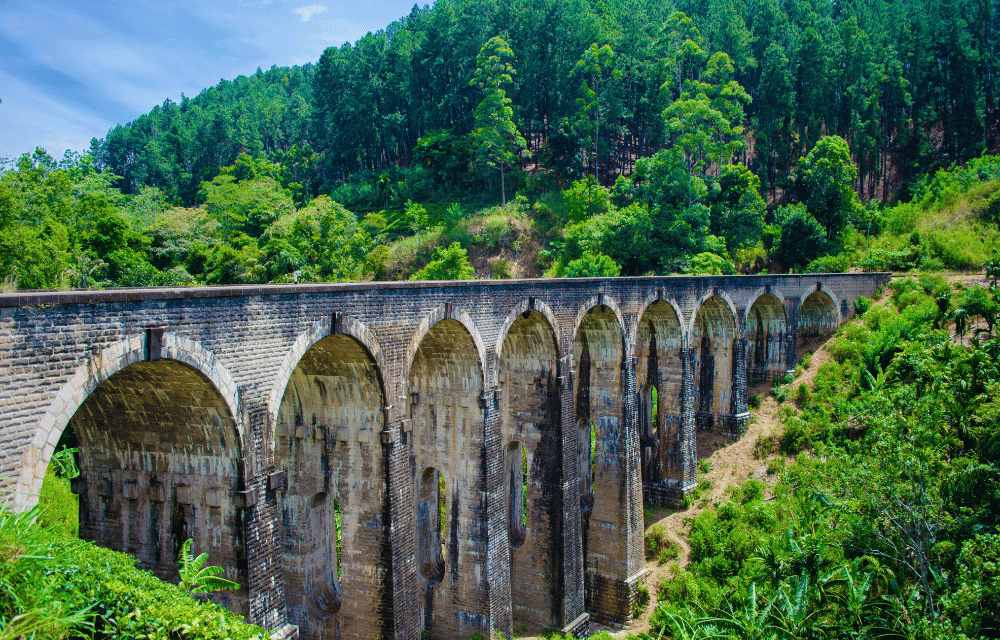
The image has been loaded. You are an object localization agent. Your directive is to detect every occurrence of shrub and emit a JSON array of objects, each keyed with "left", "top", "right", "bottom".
[
  {"left": 633, "top": 579, "right": 650, "bottom": 615},
  {"left": 754, "top": 433, "right": 779, "bottom": 458},
  {"left": 854, "top": 295, "right": 872, "bottom": 316},
  {"left": 795, "top": 382, "right": 812, "bottom": 406},
  {"left": 0, "top": 503, "right": 267, "bottom": 640},
  {"left": 490, "top": 258, "right": 513, "bottom": 279},
  {"left": 646, "top": 524, "right": 668, "bottom": 557},
  {"left": 800, "top": 351, "right": 813, "bottom": 369},
  {"left": 748, "top": 393, "right": 763, "bottom": 409},
  {"left": 781, "top": 416, "right": 809, "bottom": 453}
]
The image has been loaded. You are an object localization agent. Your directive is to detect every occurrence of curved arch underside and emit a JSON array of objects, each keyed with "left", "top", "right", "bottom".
[
  {"left": 692, "top": 297, "right": 737, "bottom": 432},
  {"left": 70, "top": 359, "right": 247, "bottom": 615},
  {"left": 498, "top": 311, "right": 560, "bottom": 628},
  {"left": 800, "top": 291, "right": 839, "bottom": 338},
  {"left": 636, "top": 301, "right": 684, "bottom": 485},
  {"left": 275, "top": 334, "right": 389, "bottom": 640},
  {"left": 407, "top": 319, "right": 485, "bottom": 639},
  {"left": 747, "top": 294, "right": 788, "bottom": 383}
]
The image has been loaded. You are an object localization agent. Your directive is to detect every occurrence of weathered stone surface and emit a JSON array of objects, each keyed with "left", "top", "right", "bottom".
[{"left": 0, "top": 273, "right": 888, "bottom": 638}]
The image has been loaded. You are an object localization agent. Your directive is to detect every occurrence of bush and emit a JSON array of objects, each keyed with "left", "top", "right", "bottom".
[
  {"left": 854, "top": 295, "right": 872, "bottom": 316},
  {"left": 563, "top": 251, "right": 621, "bottom": 277},
  {"left": 804, "top": 253, "right": 849, "bottom": 273},
  {"left": 490, "top": 258, "right": 513, "bottom": 279},
  {"left": 0, "top": 503, "right": 266, "bottom": 640},
  {"left": 633, "top": 579, "right": 650, "bottom": 615}
]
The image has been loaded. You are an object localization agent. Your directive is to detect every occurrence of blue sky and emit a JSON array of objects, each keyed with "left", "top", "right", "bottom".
[{"left": 0, "top": 0, "right": 422, "bottom": 160}]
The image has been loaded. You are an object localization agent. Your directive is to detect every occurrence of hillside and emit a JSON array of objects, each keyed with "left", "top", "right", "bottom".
[{"left": 81, "top": 0, "right": 998, "bottom": 209}]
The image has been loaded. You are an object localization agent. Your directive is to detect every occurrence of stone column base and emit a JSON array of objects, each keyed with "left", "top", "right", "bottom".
[
  {"left": 560, "top": 613, "right": 591, "bottom": 638},
  {"left": 270, "top": 624, "right": 299, "bottom": 640},
  {"left": 584, "top": 568, "right": 649, "bottom": 628},
  {"left": 642, "top": 482, "right": 690, "bottom": 508}
]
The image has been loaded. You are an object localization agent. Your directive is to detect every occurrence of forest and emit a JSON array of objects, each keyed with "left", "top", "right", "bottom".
[{"left": 0, "top": 0, "right": 998, "bottom": 290}]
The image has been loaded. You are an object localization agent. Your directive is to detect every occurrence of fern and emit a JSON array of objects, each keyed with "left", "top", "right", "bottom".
[{"left": 177, "top": 539, "right": 240, "bottom": 594}]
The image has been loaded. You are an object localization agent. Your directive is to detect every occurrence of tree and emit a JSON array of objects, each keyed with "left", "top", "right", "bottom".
[
  {"left": 470, "top": 36, "right": 527, "bottom": 205},
  {"left": 796, "top": 136, "right": 862, "bottom": 243},
  {"left": 662, "top": 51, "right": 750, "bottom": 190},
  {"left": 409, "top": 242, "right": 475, "bottom": 280},
  {"left": 709, "top": 164, "right": 766, "bottom": 252},
  {"left": 564, "top": 251, "right": 621, "bottom": 277},
  {"left": 773, "top": 203, "right": 827, "bottom": 270},
  {"left": 572, "top": 43, "right": 619, "bottom": 185}
]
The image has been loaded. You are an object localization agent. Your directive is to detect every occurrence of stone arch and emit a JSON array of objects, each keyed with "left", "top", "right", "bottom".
[
  {"left": 24, "top": 332, "right": 248, "bottom": 614},
  {"left": 691, "top": 296, "right": 738, "bottom": 433},
  {"left": 572, "top": 303, "right": 629, "bottom": 616},
  {"left": 267, "top": 315, "right": 387, "bottom": 428},
  {"left": 404, "top": 305, "right": 489, "bottom": 390},
  {"left": 495, "top": 297, "right": 562, "bottom": 361},
  {"left": 17, "top": 332, "right": 245, "bottom": 508},
  {"left": 498, "top": 308, "right": 560, "bottom": 628},
  {"left": 572, "top": 294, "right": 627, "bottom": 348},
  {"left": 630, "top": 294, "right": 687, "bottom": 352},
  {"left": 687, "top": 290, "right": 740, "bottom": 340},
  {"left": 745, "top": 293, "right": 788, "bottom": 384},
  {"left": 635, "top": 300, "right": 685, "bottom": 486},
  {"left": 407, "top": 318, "right": 487, "bottom": 639},
  {"left": 799, "top": 288, "right": 842, "bottom": 338},
  {"left": 273, "top": 327, "right": 390, "bottom": 640}
]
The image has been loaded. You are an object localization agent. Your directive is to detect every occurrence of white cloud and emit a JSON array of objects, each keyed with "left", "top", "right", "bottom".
[
  {"left": 294, "top": 4, "right": 328, "bottom": 22},
  {"left": 0, "top": 71, "right": 113, "bottom": 158}
]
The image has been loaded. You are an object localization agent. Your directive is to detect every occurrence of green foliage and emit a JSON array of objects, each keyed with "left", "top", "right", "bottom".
[
  {"left": 470, "top": 37, "right": 528, "bottom": 205},
  {"left": 773, "top": 204, "right": 827, "bottom": 270},
  {"left": 708, "top": 164, "right": 766, "bottom": 253},
  {"left": 563, "top": 252, "right": 621, "bottom": 278},
  {"left": 688, "top": 252, "right": 734, "bottom": 275},
  {"left": 796, "top": 136, "right": 862, "bottom": 243},
  {"left": 410, "top": 242, "right": 475, "bottom": 281},
  {"left": 0, "top": 504, "right": 265, "bottom": 639},
  {"left": 652, "top": 275, "right": 1000, "bottom": 640},
  {"left": 177, "top": 539, "right": 241, "bottom": 594}
]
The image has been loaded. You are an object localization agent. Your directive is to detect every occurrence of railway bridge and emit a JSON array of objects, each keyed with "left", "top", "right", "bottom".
[{"left": 0, "top": 273, "right": 888, "bottom": 639}]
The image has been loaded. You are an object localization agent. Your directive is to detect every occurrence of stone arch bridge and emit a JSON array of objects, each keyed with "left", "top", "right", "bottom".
[{"left": 0, "top": 273, "right": 887, "bottom": 639}]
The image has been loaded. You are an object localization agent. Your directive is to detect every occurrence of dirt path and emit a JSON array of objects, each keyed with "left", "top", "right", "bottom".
[{"left": 615, "top": 332, "right": 839, "bottom": 637}]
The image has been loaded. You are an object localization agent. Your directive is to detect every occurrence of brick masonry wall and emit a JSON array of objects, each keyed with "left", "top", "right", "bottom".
[{"left": 0, "top": 273, "right": 889, "bottom": 638}]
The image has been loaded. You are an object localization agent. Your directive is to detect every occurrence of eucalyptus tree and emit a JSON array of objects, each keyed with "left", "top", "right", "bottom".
[{"left": 470, "top": 36, "right": 528, "bottom": 205}]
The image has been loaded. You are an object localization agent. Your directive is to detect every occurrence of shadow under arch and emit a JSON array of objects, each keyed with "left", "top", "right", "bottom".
[
  {"left": 404, "top": 306, "right": 489, "bottom": 390},
  {"left": 22, "top": 332, "right": 249, "bottom": 615},
  {"left": 16, "top": 331, "right": 245, "bottom": 507},
  {"left": 799, "top": 289, "right": 842, "bottom": 339},
  {"left": 273, "top": 326, "right": 390, "bottom": 640},
  {"left": 690, "top": 295, "right": 738, "bottom": 433},
  {"left": 407, "top": 317, "right": 487, "bottom": 639},
  {"left": 635, "top": 300, "right": 685, "bottom": 486},
  {"left": 498, "top": 307, "right": 561, "bottom": 628},
  {"left": 267, "top": 315, "right": 388, "bottom": 429},
  {"left": 745, "top": 293, "right": 789, "bottom": 384}
]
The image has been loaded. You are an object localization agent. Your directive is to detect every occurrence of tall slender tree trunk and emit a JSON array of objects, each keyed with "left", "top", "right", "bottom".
[{"left": 501, "top": 162, "right": 506, "bottom": 205}]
